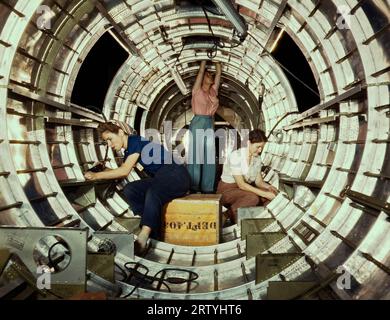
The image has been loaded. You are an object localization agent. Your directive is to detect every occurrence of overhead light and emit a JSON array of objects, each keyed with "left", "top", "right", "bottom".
[
  {"left": 210, "top": 0, "right": 248, "bottom": 41},
  {"left": 96, "top": 0, "right": 140, "bottom": 56},
  {"left": 270, "top": 28, "right": 285, "bottom": 53},
  {"left": 168, "top": 66, "right": 189, "bottom": 95},
  {"left": 108, "top": 29, "right": 132, "bottom": 54}
]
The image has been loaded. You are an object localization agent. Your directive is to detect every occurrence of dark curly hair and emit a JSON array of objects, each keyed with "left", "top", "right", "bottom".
[
  {"left": 97, "top": 121, "right": 136, "bottom": 137},
  {"left": 249, "top": 129, "right": 268, "bottom": 143},
  {"left": 97, "top": 122, "right": 122, "bottom": 135}
]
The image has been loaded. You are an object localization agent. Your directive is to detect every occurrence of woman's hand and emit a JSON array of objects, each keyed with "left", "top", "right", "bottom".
[
  {"left": 84, "top": 171, "right": 99, "bottom": 181},
  {"left": 268, "top": 185, "right": 279, "bottom": 195}
]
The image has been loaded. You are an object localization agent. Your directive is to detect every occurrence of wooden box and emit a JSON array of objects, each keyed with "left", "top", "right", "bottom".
[{"left": 162, "top": 194, "right": 222, "bottom": 246}]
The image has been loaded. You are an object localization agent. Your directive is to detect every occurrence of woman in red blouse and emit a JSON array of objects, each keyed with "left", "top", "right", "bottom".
[{"left": 187, "top": 60, "right": 222, "bottom": 193}]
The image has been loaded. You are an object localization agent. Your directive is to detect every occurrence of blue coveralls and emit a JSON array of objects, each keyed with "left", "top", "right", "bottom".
[
  {"left": 122, "top": 135, "right": 190, "bottom": 239},
  {"left": 187, "top": 115, "right": 216, "bottom": 193}
]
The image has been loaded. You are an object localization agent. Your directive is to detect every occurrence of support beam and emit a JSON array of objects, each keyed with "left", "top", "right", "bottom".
[
  {"left": 44, "top": 117, "right": 99, "bottom": 128},
  {"left": 260, "top": 0, "right": 288, "bottom": 54},
  {"left": 8, "top": 86, "right": 104, "bottom": 122},
  {"left": 346, "top": 189, "right": 390, "bottom": 215},
  {"left": 290, "top": 85, "right": 366, "bottom": 124},
  {"left": 95, "top": 1, "right": 140, "bottom": 56},
  {"left": 283, "top": 115, "right": 338, "bottom": 130}
]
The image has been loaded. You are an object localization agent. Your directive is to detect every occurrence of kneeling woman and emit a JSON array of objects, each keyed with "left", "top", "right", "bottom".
[
  {"left": 84, "top": 122, "right": 190, "bottom": 251},
  {"left": 217, "top": 129, "right": 278, "bottom": 224}
]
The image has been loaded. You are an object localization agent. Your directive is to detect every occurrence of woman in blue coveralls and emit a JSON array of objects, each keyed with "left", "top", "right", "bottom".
[{"left": 84, "top": 122, "right": 190, "bottom": 252}]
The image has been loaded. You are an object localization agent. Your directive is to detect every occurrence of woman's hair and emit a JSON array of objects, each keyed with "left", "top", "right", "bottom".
[
  {"left": 97, "top": 121, "right": 136, "bottom": 136},
  {"left": 249, "top": 129, "right": 268, "bottom": 143},
  {"left": 97, "top": 122, "right": 122, "bottom": 135},
  {"left": 205, "top": 68, "right": 215, "bottom": 77}
]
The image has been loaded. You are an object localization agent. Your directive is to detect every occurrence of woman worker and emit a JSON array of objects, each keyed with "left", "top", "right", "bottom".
[
  {"left": 84, "top": 122, "right": 190, "bottom": 252},
  {"left": 188, "top": 60, "right": 222, "bottom": 193},
  {"left": 216, "top": 129, "right": 278, "bottom": 224}
]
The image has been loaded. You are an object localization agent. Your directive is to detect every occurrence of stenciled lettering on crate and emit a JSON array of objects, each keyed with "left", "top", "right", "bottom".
[{"left": 162, "top": 194, "right": 222, "bottom": 246}]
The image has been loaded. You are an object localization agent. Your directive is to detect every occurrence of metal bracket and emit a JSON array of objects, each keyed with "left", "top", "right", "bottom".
[
  {"left": 241, "top": 218, "right": 275, "bottom": 240},
  {"left": 65, "top": 184, "right": 96, "bottom": 207},
  {"left": 246, "top": 232, "right": 286, "bottom": 259},
  {"left": 0, "top": 226, "right": 88, "bottom": 291},
  {"left": 87, "top": 253, "right": 115, "bottom": 283},
  {"left": 114, "top": 216, "right": 141, "bottom": 235},
  {"left": 255, "top": 253, "right": 304, "bottom": 284}
]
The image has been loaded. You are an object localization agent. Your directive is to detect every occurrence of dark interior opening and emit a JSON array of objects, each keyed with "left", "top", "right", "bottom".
[
  {"left": 134, "top": 108, "right": 144, "bottom": 134},
  {"left": 71, "top": 31, "right": 128, "bottom": 112},
  {"left": 272, "top": 28, "right": 320, "bottom": 112}
]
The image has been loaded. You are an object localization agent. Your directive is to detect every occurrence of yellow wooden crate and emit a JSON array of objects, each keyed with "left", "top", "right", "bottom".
[{"left": 162, "top": 194, "right": 222, "bottom": 246}]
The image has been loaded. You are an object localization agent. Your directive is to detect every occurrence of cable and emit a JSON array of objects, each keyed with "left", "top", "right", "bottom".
[
  {"left": 200, "top": 4, "right": 244, "bottom": 59},
  {"left": 198, "top": 10, "right": 319, "bottom": 100},
  {"left": 120, "top": 262, "right": 199, "bottom": 299},
  {"left": 121, "top": 262, "right": 170, "bottom": 298},
  {"left": 267, "top": 111, "right": 300, "bottom": 139},
  {"left": 202, "top": 5, "right": 214, "bottom": 35},
  {"left": 114, "top": 262, "right": 128, "bottom": 282},
  {"left": 154, "top": 268, "right": 199, "bottom": 284},
  {"left": 173, "top": 42, "right": 185, "bottom": 69},
  {"left": 123, "top": 262, "right": 172, "bottom": 292},
  {"left": 172, "top": 4, "right": 319, "bottom": 107},
  {"left": 47, "top": 241, "right": 69, "bottom": 272},
  {"left": 201, "top": 5, "right": 218, "bottom": 59},
  {"left": 247, "top": 32, "right": 321, "bottom": 98}
]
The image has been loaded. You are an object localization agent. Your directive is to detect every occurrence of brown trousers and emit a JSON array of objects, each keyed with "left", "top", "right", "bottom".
[{"left": 217, "top": 181, "right": 268, "bottom": 223}]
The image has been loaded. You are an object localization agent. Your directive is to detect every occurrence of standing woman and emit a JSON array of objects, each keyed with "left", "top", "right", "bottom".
[
  {"left": 188, "top": 60, "right": 222, "bottom": 193},
  {"left": 84, "top": 122, "right": 190, "bottom": 252}
]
